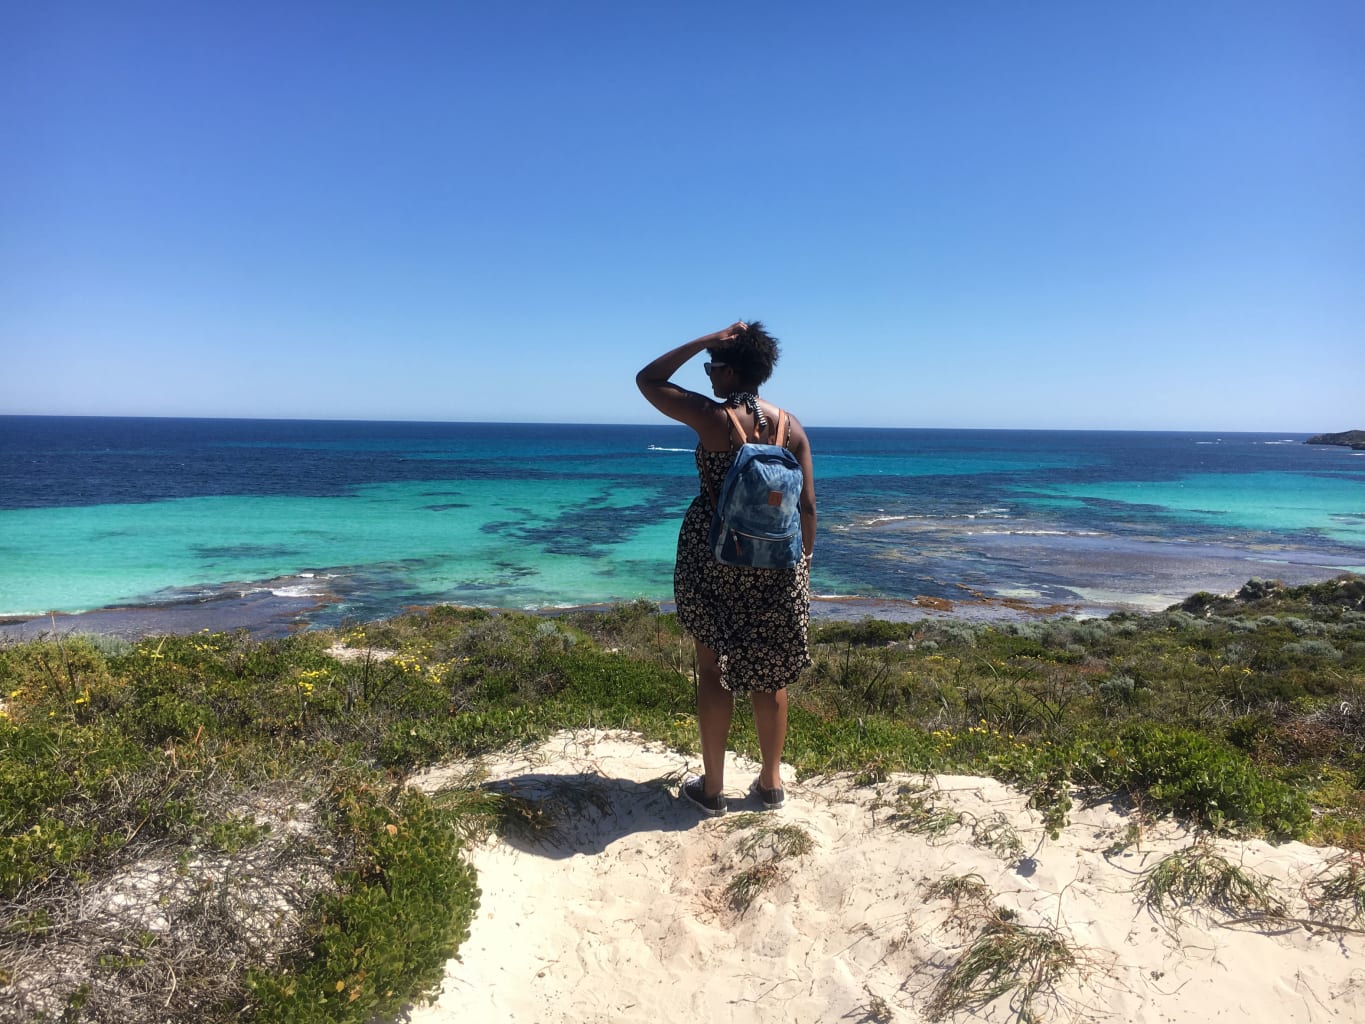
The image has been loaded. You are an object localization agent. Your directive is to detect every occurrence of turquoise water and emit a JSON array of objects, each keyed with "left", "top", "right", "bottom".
[
  {"left": 2, "top": 419, "right": 1362, "bottom": 628},
  {"left": 1020, "top": 471, "right": 1365, "bottom": 547},
  {"left": 1, "top": 477, "right": 681, "bottom": 615}
]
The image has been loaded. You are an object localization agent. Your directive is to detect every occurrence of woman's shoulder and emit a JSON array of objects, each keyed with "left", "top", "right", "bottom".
[
  {"left": 762, "top": 399, "right": 804, "bottom": 426},
  {"left": 769, "top": 404, "right": 809, "bottom": 450},
  {"left": 694, "top": 398, "right": 741, "bottom": 451}
]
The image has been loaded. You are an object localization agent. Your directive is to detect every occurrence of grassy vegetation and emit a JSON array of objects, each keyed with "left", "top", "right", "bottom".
[
  {"left": 922, "top": 873, "right": 993, "bottom": 910},
  {"left": 718, "top": 813, "right": 816, "bottom": 914},
  {"left": 924, "top": 907, "right": 1085, "bottom": 1024},
  {"left": 1305, "top": 855, "right": 1365, "bottom": 927},
  {"left": 1137, "top": 838, "right": 1287, "bottom": 926},
  {"left": 0, "top": 576, "right": 1362, "bottom": 1019}
]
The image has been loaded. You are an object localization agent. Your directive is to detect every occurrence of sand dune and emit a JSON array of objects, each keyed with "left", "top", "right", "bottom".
[{"left": 408, "top": 731, "right": 1364, "bottom": 1023}]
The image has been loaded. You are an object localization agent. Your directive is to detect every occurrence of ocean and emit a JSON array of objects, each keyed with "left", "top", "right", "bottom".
[{"left": 2, "top": 416, "right": 1362, "bottom": 637}]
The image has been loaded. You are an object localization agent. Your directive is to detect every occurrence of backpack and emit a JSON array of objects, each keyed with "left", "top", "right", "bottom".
[{"left": 706, "top": 405, "right": 804, "bottom": 568}]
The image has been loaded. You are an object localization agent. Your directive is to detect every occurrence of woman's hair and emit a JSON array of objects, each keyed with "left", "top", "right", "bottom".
[{"left": 709, "top": 320, "right": 780, "bottom": 388}]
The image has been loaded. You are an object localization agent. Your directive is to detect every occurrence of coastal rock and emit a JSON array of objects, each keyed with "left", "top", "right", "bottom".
[{"left": 1305, "top": 429, "right": 1365, "bottom": 450}]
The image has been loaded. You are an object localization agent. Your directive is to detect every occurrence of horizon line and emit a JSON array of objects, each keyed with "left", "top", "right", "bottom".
[{"left": 0, "top": 412, "right": 1338, "bottom": 435}]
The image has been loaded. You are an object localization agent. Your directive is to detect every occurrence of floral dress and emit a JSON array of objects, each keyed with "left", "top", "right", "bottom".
[{"left": 674, "top": 445, "right": 811, "bottom": 693}]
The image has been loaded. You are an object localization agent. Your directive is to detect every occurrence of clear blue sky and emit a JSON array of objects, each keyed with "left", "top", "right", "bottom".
[{"left": 2, "top": 1, "right": 1360, "bottom": 430}]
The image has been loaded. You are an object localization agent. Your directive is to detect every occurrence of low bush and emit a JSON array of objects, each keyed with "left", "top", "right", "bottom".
[
  {"left": 1103, "top": 724, "right": 1311, "bottom": 839},
  {"left": 244, "top": 782, "right": 479, "bottom": 1023}
]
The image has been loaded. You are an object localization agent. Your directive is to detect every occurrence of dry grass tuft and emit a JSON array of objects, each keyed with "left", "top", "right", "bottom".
[
  {"left": 725, "top": 861, "right": 784, "bottom": 914},
  {"left": 1136, "top": 839, "right": 1286, "bottom": 927},
  {"left": 970, "top": 812, "right": 1025, "bottom": 863},
  {"left": 923, "top": 872, "right": 993, "bottom": 910},
  {"left": 718, "top": 814, "right": 814, "bottom": 915},
  {"left": 431, "top": 784, "right": 560, "bottom": 846},
  {"left": 926, "top": 908, "right": 1084, "bottom": 1023},
  {"left": 887, "top": 789, "right": 963, "bottom": 841},
  {"left": 1306, "top": 854, "right": 1365, "bottom": 927}
]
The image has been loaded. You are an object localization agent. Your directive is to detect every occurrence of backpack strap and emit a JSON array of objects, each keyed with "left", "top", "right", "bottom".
[
  {"left": 722, "top": 405, "right": 750, "bottom": 446},
  {"left": 703, "top": 407, "right": 744, "bottom": 506},
  {"left": 704, "top": 406, "right": 761, "bottom": 506},
  {"left": 724, "top": 404, "right": 788, "bottom": 446},
  {"left": 704, "top": 405, "right": 790, "bottom": 507},
  {"left": 772, "top": 408, "right": 789, "bottom": 448}
]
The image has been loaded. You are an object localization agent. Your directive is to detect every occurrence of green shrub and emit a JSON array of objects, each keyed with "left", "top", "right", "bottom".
[
  {"left": 808, "top": 645, "right": 915, "bottom": 715},
  {"left": 1098, "top": 674, "right": 1138, "bottom": 705},
  {"left": 924, "top": 621, "right": 983, "bottom": 647},
  {"left": 1225, "top": 712, "right": 1276, "bottom": 754},
  {"left": 1106, "top": 724, "right": 1311, "bottom": 838},
  {"left": 1283, "top": 639, "right": 1343, "bottom": 662},
  {"left": 244, "top": 782, "right": 479, "bottom": 1022},
  {"left": 0, "top": 637, "right": 116, "bottom": 708},
  {"left": 554, "top": 648, "right": 688, "bottom": 716},
  {"left": 0, "top": 719, "right": 152, "bottom": 896}
]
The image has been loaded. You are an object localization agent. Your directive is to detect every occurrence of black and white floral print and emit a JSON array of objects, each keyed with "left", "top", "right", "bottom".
[{"left": 674, "top": 445, "right": 811, "bottom": 693}]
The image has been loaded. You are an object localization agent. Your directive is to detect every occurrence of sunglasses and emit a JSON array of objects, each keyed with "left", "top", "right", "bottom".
[{"left": 703, "top": 361, "right": 728, "bottom": 375}]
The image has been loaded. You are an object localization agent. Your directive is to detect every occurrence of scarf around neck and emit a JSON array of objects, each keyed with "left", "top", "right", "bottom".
[{"left": 726, "top": 391, "right": 768, "bottom": 438}]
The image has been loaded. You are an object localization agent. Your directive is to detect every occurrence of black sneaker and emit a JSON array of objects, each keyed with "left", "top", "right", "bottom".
[
  {"left": 682, "top": 776, "right": 727, "bottom": 816},
  {"left": 751, "top": 779, "right": 785, "bottom": 811}
]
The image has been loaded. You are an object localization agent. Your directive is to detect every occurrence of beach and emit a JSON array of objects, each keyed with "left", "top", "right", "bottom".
[{"left": 406, "top": 730, "right": 1363, "bottom": 1024}]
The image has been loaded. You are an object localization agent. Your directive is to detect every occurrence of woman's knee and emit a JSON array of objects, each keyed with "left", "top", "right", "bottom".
[
  {"left": 695, "top": 642, "right": 725, "bottom": 690},
  {"left": 751, "top": 688, "right": 787, "bottom": 710}
]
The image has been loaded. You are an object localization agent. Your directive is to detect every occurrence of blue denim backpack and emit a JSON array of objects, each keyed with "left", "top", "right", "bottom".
[{"left": 706, "top": 406, "right": 804, "bottom": 568}]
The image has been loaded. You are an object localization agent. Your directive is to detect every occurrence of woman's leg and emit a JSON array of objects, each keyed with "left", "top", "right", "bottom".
[
  {"left": 750, "top": 687, "right": 788, "bottom": 791},
  {"left": 695, "top": 641, "right": 733, "bottom": 797}
]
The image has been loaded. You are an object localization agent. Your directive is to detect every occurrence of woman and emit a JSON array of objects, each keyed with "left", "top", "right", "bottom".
[{"left": 637, "top": 321, "right": 816, "bottom": 815}]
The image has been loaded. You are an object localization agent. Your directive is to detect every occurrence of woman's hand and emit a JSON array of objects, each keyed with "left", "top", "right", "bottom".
[{"left": 715, "top": 321, "right": 747, "bottom": 344}]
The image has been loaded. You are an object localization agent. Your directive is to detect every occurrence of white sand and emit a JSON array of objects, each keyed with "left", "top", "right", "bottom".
[{"left": 408, "top": 730, "right": 1365, "bottom": 1023}]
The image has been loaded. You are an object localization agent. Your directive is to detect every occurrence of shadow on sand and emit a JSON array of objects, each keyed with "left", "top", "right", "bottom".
[{"left": 478, "top": 771, "right": 773, "bottom": 857}]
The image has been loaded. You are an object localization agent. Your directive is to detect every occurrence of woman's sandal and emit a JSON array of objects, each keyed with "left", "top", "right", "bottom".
[{"left": 682, "top": 776, "right": 727, "bottom": 816}]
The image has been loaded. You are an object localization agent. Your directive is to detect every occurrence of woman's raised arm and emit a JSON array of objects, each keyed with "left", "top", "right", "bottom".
[{"left": 635, "top": 323, "right": 744, "bottom": 431}]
